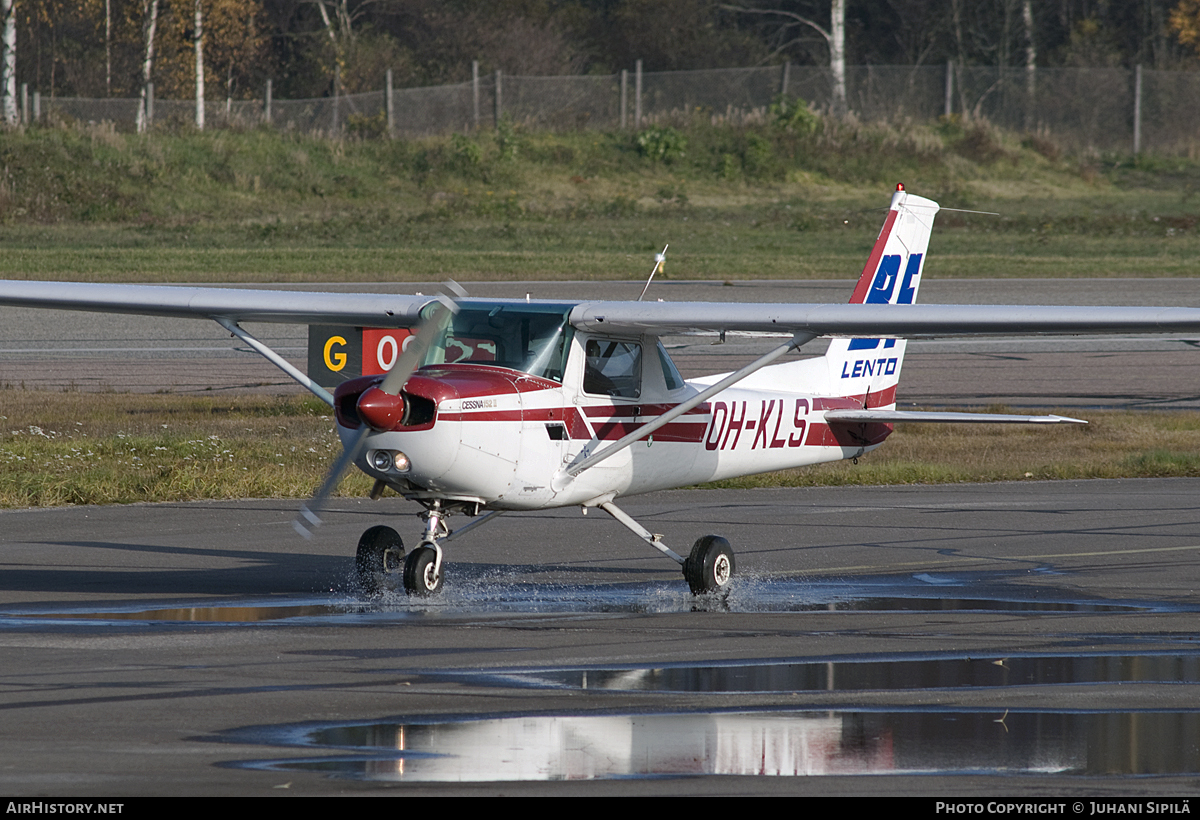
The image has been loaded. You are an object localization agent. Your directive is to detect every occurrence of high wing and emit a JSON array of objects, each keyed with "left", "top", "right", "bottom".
[
  {"left": 5, "top": 280, "right": 1200, "bottom": 338},
  {"left": 568, "top": 301, "right": 1200, "bottom": 338},
  {"left": 0, "top": 280, "right": 430, "bottom": 326},
  {"left": 0, "top": 281, "right": 438, "bottom": 407}
]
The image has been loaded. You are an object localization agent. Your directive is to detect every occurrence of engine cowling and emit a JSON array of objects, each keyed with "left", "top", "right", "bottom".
[{"left": 333, "top": 367, "right": 528, "bottom": 502}]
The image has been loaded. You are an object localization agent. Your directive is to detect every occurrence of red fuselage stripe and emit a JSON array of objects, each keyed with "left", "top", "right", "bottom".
[{"left": 436, "top": 386, "right": 899, "bottom": 445}]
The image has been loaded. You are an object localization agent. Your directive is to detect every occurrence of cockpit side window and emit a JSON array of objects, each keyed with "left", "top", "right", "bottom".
[
  {"left": 421, "top": 302, "right": 575, "bottom": 382},
  {"left": 584, "top": 339, "right": 642, "bottom": 399}
]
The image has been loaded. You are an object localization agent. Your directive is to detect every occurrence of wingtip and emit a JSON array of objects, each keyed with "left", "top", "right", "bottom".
[{"left": 1047, "top": 414, "right": 1089, "bottom": 424}]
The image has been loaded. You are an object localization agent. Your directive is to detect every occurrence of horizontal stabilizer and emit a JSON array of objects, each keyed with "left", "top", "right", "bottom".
[{"left": 824, "top": 410, "right": 1087, "bottom": 425}]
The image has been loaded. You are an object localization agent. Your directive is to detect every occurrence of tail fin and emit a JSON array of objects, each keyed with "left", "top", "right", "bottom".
[{"left": 826, "top": 184, "right": 940, "bottom": 408}]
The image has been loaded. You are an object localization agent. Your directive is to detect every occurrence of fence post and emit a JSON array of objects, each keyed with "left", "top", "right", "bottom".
[
  {"left": 264, "top": 79, "right": 272, "bottom": 125},
  {"left": 386, "top": 68, "right": 394, "bottom": 137},
  {"left": 619, "top": 70, "right": 627, "bottom": 129},
  {"left": 31, "top": 89, "right": 38, "bottom": 123},
  {"left": 19, "top": 82, "right": 25, "bottom": 124},
  {"left": 147, "top": 82, "right": 154, "bottom": 127},
  {"left": 1133, "top": 64, "right": 1143, "bottom": 155},
  {"left": 944, "top": 60, "right": 953, "bottom": 117},
  {"left": 780, "top": 61, "right": 790, "bottom": 97},
  {"left": 634, "top": 59, "right": 642, "bottom": 128},
  {"left": 494, "top": 70, "right": 502, "bottom": 128},
  {"left": 472, "top": 61, "right": 480, "bottom": 129}
]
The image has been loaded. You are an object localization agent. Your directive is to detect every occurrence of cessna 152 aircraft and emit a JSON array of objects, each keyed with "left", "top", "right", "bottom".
[{"left": 3, "top": 184, "right": 1200, "bottom": 598}]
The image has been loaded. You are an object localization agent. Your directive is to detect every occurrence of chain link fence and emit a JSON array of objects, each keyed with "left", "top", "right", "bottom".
[{"left": 27, "top": 64, "right": 1200, "bottom": 156}]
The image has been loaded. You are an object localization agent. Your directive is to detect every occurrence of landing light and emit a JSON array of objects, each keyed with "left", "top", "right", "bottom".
[{"left": 369, "top": 449, "right": 411, "bottom": 473}]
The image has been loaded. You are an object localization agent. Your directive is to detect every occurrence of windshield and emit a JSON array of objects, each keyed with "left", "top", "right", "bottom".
[{"left": 420, "top": 301, "right": 576, "bottom": 383}]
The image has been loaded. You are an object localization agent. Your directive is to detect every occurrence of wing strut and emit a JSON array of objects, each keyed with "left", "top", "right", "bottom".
[
  {"left": 215, "top": 318, "right": 335, "bottom": 407},
  {"left": 555, "top": 332, "right": 816, "bottom": 486}
]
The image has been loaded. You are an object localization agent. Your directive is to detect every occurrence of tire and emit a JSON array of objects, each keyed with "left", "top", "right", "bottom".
[
  {"left": 403, "top": 545, "right": 443, "bottom": 596},
  {"left": 356, "top": 525, "right": 404, "bottom": 593},
  {"left": 683, "top": 535, "right": 735, "bottom": 595}
]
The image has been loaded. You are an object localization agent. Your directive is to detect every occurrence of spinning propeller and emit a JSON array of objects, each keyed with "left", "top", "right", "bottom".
[{"left": 293, "top": 283, "right": 464, "bottom": 538}]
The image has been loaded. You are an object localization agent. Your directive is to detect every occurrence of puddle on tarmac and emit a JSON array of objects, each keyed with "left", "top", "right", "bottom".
[
  {"left": 225, "top": 710, "right": 1200, "bottom": 780},
  {"left": 470, "top": 654, "right": 1200, "bottom": 693},
  {"left": 2, "top": 572, "right": 1168, "bottom": 624},
  {"left": 21, "top": 601, "right": 374, "bottom": 624},
  {"left": 225, "top": 653, "right": 1200, "bottom": 781}
]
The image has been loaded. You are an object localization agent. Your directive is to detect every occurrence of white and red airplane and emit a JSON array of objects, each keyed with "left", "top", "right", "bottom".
[{"left": 4, "top": 184, "right": 1200, "bottom": 597}]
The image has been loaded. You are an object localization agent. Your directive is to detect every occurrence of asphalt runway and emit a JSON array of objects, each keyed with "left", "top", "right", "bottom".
[
  {"left": 3, "top": 278, "right": 1200, "bottom": 408},
  {"left": 4, "top": 480, "right": 1200, "bottom": 795}
]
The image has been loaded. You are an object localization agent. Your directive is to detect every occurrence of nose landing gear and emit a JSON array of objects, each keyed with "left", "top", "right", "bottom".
[{"left": 394, "top": 502, "right": 448, "bottom": 596}]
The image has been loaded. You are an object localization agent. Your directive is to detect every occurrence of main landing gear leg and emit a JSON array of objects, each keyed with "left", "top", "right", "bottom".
[{"left": 597, "top": 501, "right": 736, "bottom": 595}]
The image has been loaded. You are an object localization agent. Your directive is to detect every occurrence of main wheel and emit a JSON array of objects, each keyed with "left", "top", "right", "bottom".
[
  {"left": 683, "top": 535, "right": 735, "bottom": 595},
  {"left": 356, "top": 525, "right": 405, "bottom": 593},
  {"left": 403, "top": 545, "right": 443, "bottom": 596}
]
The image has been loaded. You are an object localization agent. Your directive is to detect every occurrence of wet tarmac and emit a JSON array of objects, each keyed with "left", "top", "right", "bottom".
[{"left": 4, "top": 481, "right": 1200, "bottom": 795}]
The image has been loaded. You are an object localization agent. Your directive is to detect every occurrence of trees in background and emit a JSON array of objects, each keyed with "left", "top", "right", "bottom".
[
  {"left": 0, "top": 0, "right": 1196, "bottom": 106},
  {"left": 1, "top": 0, "right": 14, "bottom": 125},
  {"left": 134, "top": 0, "right": 158, "bottom": 132}
]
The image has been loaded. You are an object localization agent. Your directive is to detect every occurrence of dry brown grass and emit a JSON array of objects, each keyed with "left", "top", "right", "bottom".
[
  {"left": 0, "top": 390, "right": 370, "bottom": 507},
  {"left": 2, "top": 389, "right": 1198, "bottom": 506}
]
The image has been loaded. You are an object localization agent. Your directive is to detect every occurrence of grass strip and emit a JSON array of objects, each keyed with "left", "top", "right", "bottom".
[{"left": 2, "top": 389, "right": 1199, "bottom": 507}]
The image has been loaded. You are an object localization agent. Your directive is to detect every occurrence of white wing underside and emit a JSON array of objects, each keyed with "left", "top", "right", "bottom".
[
  {"left": 3, "top": 280, "right": 1200, "bottom": 338},
  {"left": 0, "top": 280, "right": 430, "bottom": 326}
]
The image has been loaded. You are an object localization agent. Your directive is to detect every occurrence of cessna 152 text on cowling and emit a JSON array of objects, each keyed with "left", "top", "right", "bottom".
[{"left": 4, "top": 184, "right": 1200, "bottom": 597}]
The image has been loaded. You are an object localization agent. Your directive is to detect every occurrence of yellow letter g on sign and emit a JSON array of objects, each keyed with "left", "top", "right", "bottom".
[{"left": 323, "top": 335, "right": 348, "bottom": 371}]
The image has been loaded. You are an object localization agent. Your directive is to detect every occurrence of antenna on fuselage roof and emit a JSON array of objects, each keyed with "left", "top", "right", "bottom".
[{"left": 637, "top": 245, "right": 668, "bottom": 302}]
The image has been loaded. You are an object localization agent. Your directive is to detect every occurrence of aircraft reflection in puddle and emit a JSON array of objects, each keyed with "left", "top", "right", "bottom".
[{"left": 233, "top": 710, "right": 1200, "bottom": 781}]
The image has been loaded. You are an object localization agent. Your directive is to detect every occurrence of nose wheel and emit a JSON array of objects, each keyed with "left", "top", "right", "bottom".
[{"left": 403, "top": 545, "right": 443, "bottom": 596}]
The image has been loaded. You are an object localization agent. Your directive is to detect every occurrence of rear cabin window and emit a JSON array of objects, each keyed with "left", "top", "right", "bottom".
[
  {"left": 657, "top": 340, "right": 685, "bottom": 391},
  {"left": 584, "top": 339, "right": 642, "bottom": 399}
]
